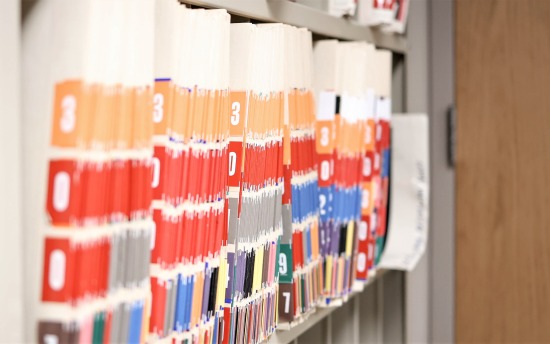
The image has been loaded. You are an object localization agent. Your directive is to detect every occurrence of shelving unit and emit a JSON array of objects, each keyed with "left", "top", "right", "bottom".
[
  {"left": 174, "top": 1, "right": 411, "bottom": 343},
  {"left": 179, "top": 0, "right": 408, "bottom": 53},
  {"left": 14, "top": 0, "right": 447, "bottom": 343}
]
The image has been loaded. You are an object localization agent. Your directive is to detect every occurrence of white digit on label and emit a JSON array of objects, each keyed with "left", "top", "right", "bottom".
[
  {"left": 60, "top": 95, "right": 76, "bottom": 133},
  {"left": 320, "top": 126, "right": 330, "bottom": 147},
  {"left": 44, "top": 335, "right": 59, "bottom": 344},
  {"left": 358, "top": 221, "right": 368, "bottom": 241},
  {"left": 365, "top": 126, "right": 372, "bottom": 145},
  {"left": 362, "top": 157, "right": 371, "bottom": 177},
  {"left": 320, "top": 160, "right": 330, "bottom": 181},
  {"left": 319, "top": 194, "right": 327, "bottom": 216},
  {"left": 153, "top": 93, "right": 164, "bottom": 123},
  {"left": 361, "top": 189, "right": 370, "bottom": 209},
  {"left": 53, "top": 171, "right": 70, "bottom": 212},
  {"left": 151, "top": 157, "right": 160, "bottom": 188},
  {"left": 48, "top": 249, "right": 66, "bottom": 291},
  {"left": 231, "top": 101, "right": 240, "bottom": 126},
  {"left": 357, "top": 253, "right": 366, "bottom": 272},
  {"left": 279, "top": 253, "right": 287, "bottom": 275},
  {"left": 228, "top": 152, "right": 237, "bottom": 176},
  {"left": 282, "top": 292, "right": 291, "bottom": 314}
]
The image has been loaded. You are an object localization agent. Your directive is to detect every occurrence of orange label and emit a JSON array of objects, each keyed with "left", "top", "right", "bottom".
[
  {"left": 116, "top": 87, "right": 134, "bottom": 149},
  {"left": 171, "top": 87, "right": 189, "bottom": 142},
  {"left": 153, "top": 80, "right": 172, "bottom": 136},
  {"left": 361, "top": 181, "right": 374, "bottom": 215},
  {"left": 51, "top": 80, "right": 87, "bottom": 148},
  {"left": 315, "top": 120, "right": 334, "bottom": 154},
  {"left": 283, "top": 127, "right": 291, "bottom": 165},
  {"left": 229, "top": 91, "right": 247, "bottom": 138},
  {"left": 91, "top": 84, "right": 117, "bottom": 150}
]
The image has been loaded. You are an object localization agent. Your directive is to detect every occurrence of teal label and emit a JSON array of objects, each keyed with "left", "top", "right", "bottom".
[{"left": 278, "top": 243, "right": 293, "bottom": 283}]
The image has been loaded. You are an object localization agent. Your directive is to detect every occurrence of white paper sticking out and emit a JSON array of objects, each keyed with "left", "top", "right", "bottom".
[{"left": 378, "top": 114, "right": 429, "bottom": 271}]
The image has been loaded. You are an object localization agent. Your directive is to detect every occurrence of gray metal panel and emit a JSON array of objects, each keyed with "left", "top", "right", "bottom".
[
  {"left": 404, "top": 0, "right": 430, "bottom": 343},
  {"left": 0, "top": 0, "right": 24, "bottom": 341},
  {"left": 179, "top": 0, "right": 408, "bottom": 53},
  {"left": 382, "top": 271, "right": 405, "bottom": 343},
  {"left": 358, "top": 279, "right": 382, "bottom": 343},
  {"left": 22, "top": 0, "right": 55, "bottom": 341},
  {"left": 428, "top": 0, "right": 455, "bottom": 342}
]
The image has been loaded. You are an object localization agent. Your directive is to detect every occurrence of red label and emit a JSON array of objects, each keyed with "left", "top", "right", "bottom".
[
  {"left": 227, "top": 141, "right": 243, "bottom": 188},
  {"left": 41, "top": 237, "right": 75, "bottom": 303},
  {"left": 46, "top": 160, "right": 82, "bottom": 226}
]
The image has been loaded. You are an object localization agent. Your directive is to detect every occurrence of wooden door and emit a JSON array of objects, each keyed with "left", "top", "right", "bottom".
[{"left": 456, "top": 0, "right": 550, "bottom": 342}]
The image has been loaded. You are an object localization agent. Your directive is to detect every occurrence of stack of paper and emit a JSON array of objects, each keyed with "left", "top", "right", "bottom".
[
  {"left": 371, "top": 50, "right": 393, "bottom": 268},
  {"left": 353, "top": 48, "right": 393, "bottom": 282},
  {"left": 226, "top": 23, "right": 284, "bottom": 344},
  {"left": 313, "top": 40, "right": 382, "bottom": 304},
  {"left": 37, "top": 4, "right": 398, "bottom": 341},
  {"left": 39, "top": 0, "right": 155, "bottom": 342},
  {"left": 149, "top": 3, "right": 230, "bottom": 342},
  {"left": 277, "top": 25, "right": 323, "bottom": 325}
]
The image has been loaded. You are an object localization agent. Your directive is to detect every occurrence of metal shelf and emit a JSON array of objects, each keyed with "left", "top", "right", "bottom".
[
  {"left": 268, "top": 270, "right": 387, "bottom": 344},
  {"left": 179, "top": 0, "right": 407, "bottom": 53}
]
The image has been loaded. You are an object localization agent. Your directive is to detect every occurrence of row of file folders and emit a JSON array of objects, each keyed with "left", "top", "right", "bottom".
[{"left": 38, "top": 0, "right": 392, "bottom": 343}]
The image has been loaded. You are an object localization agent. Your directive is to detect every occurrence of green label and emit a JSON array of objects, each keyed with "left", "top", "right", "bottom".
[{"left": 278, "top": 243, "right": 293, "bottom": 283}]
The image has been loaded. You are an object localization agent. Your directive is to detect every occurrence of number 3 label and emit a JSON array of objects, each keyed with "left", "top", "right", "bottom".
[{"left": 231, "top": 101, "right": 240, "bottom": 126}]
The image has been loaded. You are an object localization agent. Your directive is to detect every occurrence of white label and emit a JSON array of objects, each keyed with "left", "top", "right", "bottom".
[
  {"left": 151, "top": 157, "right": 160, "bottom": 188},
  {"left": 358, "top": 221, "right": 368, "bottom": 240},
  {"left": 357, "top": 253, "right": 367, "bottom": 272},
  {"left": 60, "top": 95, "right": 76, "bottom": 133},
  {"left": 228, "top": 152, "right": 237, "bottom": 177},
  {"left": 153, "top": 93, "right": 164, "bottom": 123},
  {"left": 53, "top": 171, "right": 70, "bottom": 212},
  {"left": 48, "top": 249, "right": 66, "bottom": 291},
  {"left": 377, "top": 97, "right": 392, "bottom": 120},
  {"left": 316, "top": 91, "right": 336, "bottom": 121},
  {"left": 340, "top": 94, "right": 354, "bottom": 122},
  {"left": 366, "top": 89, "right": 375, "bottom": 119},
  {"left": 377, "top": 114, "right": 430, "bottom": 271},
  {"left": 320, "top": 160, "right": 330, "bottom": 181}
]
